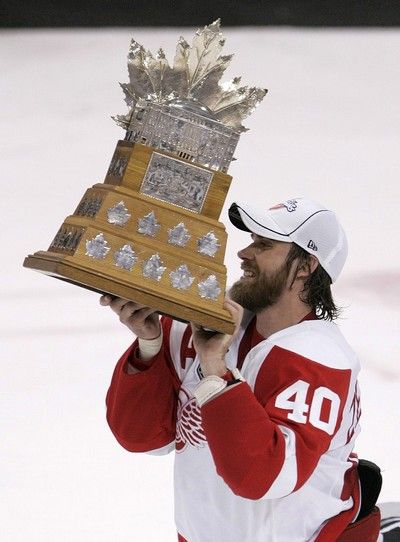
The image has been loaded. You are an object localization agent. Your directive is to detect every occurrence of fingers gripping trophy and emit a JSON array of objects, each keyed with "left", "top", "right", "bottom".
[{"left": 24, "top": 20, "right": 267, "bottom": 333}]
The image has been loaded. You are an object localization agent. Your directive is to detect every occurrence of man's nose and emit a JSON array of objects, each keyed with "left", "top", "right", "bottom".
[{"left": 237, "top": 244, "right": 255, "bottom": 260}]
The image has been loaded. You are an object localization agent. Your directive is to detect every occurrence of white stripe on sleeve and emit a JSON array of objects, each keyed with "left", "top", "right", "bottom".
[{"left": 261, "top": 425, "right": 298, "bottom": 499}]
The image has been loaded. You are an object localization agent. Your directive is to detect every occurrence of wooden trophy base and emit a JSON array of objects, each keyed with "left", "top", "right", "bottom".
[
  {"left": 23, "top": 250, "right": 234, "bottom": 333},
  {"left": 23, "top": 142, "right": 235, "bottom": 334}
]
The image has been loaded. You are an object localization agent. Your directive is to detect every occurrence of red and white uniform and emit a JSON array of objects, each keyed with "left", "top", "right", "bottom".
[{"left": 106, "top": 312, "right": 362, "bottom": 542}]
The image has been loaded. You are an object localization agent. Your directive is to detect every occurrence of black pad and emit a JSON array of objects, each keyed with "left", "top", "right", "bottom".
[{"left": 357, "top": 459, "right": 383, "bottom": 521}]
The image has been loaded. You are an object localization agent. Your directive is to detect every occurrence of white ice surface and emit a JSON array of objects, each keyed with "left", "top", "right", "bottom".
[{"left": 1, "top": 27, "right": 399, "bottom": 541}]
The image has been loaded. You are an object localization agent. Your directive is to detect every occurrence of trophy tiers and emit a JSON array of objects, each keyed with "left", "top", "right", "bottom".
[{"left": 24, "top": 142, "right": 236, "bottom": 333}]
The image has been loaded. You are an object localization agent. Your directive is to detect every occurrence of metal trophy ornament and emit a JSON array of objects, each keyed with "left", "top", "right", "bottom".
[{"left": 24, "top": 20, "right": 267, "bottom": 333}]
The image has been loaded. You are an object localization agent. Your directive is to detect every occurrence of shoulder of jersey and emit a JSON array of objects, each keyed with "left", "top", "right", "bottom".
[{"left": 267, "top": 320, "right": 360, "bottom": 371}]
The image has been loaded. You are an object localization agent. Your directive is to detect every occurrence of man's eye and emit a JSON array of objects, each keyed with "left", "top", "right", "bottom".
[{"left": 255, "top": 241, "right": 271, "bottom": 250}]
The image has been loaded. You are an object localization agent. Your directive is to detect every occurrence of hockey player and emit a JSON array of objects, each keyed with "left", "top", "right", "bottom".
[{"left": 103, "top": 197, "right": 381, "bottom": 541}]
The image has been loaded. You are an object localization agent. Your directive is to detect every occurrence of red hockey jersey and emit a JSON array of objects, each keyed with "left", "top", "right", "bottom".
[{"left": 106, "top": 313, "right": 362, "bottom": 541}]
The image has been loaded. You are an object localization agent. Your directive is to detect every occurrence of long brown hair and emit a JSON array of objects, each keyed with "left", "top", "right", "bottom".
[{"left": 285, "top": 244, "right": 340, "bottom": 321}]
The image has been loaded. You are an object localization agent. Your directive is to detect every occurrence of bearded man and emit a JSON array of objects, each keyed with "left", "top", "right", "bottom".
[{"left": 103, "top": 197, "right": 381, "bottom": 542}]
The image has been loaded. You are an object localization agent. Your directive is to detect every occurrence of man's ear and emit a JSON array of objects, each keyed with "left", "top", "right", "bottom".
[{"left": 296, "top": 255, "right": 319, "bottom": 279}]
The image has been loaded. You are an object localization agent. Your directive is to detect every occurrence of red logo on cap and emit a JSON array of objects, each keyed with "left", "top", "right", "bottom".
[{"left": 269, "top": 199, "right": 298, "bottom": 212}]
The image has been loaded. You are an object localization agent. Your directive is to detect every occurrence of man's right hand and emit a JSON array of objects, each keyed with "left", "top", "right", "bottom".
[{"left": 99, "top": 295, "right": 161, "bottom": 340}]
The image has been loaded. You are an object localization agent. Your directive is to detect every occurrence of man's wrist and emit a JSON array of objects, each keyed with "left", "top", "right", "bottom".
[
  {"left": 138, "top": 331, "right": 163, "bottom": 361},
  {"left": 200, "top": 359, "right": 227, "bottom": 378}
]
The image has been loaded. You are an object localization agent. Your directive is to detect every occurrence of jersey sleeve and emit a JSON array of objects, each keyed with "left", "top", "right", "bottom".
[
  {"left": 106, "top": 317, "right": 180, "bottom": 454},
  {"left": 200, "top": 345, "right": 353, "bottom": 500}
]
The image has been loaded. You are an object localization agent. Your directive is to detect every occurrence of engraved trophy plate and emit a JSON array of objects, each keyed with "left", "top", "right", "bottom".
[
  {"left": 170, "top": 264, "right": 195, "bottom": 290},
  {"left": 137, "top": 211, "right": 161, "bottom": 236},
  {"left": 24, "top": 20, "right": 267, "bottom": 334},
  {"left": 168, "top": 223, "right": 190, "bottom": 247},
  {"left": 107, "top": 154, "right": 129, "bottom": 178},
  {"left": 107, "top": 201, "right": 131, "bottom": 226},
  {"left": 114, "top": 244, "right": 138, "bottom": 270},
  {"left": 140, "top": 153, "right": 213, "bottom": 213}
]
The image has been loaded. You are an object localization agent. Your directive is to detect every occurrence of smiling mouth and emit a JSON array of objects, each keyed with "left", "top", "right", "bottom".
[{"left": 241, "top": 270, "right": 256, "bottom": 279}]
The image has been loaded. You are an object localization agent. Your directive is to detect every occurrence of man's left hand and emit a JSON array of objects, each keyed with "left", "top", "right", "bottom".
[{"left": 191, "top": 299, "right": 243, "bottom": 377}]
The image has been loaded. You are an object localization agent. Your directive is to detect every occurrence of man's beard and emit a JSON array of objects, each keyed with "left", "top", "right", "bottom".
[{"left": 229, "top": 263, "right": 289, "bottom": 313}]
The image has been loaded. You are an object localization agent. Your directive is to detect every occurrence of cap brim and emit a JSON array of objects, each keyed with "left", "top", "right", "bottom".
[
  {"left": 228, "top": 203, "right": 252, "bottom": 232},
  {"left": 228, "top": 202, "right": 291, "bottom": 242}
]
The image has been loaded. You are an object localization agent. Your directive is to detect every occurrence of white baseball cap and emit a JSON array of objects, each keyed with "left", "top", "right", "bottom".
[{"left": 228, "top": 197, "right": 348, "bottom": 283}]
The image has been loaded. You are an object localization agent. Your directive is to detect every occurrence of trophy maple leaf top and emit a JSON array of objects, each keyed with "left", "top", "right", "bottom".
[{"left": 24, "top": 20, "right": 267, "bottom": 333}]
